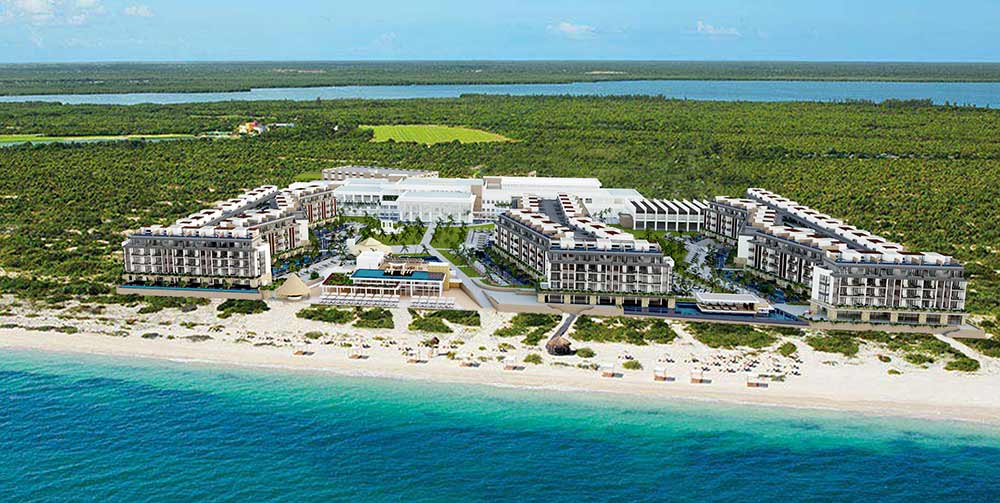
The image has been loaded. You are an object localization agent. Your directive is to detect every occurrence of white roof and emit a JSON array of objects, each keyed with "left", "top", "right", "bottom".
[{"left": 695, "top": 292, "right": 767, "bottom": 305}]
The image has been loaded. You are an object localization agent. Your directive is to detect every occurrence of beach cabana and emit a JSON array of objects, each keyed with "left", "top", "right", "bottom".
[
  {"left": 690, "top": 370, "right": 711, "bottom": 384},
  {"left": 275, "top": 274, "right": 311, "bottom": 300},
  {"left": 654, "top": 366, "right": 675, "bottom": 382},
  {"left": 746, "top": 373, "right": 769, "bottom": 388},
  {"left": 600, "top": 363, "right": 617, "bottom": 378},
  {"left": 503, "top": 356, "right": 520, "bottom": 371}
]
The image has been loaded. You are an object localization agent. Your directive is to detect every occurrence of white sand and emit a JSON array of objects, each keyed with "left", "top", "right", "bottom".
[{"left": 2, "top": 297, "right": 999, "bottom": 425}]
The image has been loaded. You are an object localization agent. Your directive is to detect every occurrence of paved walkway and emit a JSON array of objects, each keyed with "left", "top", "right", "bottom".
[{"left": 421, "top": 224, "right": 493, "bottom": 309}]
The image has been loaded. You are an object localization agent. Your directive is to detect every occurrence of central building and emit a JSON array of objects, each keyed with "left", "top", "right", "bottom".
[{"left": 494, "top": 194, "right": 674, "bottom": 309}]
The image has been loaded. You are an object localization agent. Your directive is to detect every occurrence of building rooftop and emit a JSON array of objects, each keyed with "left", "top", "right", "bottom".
[
  {"left": 719, "top": 189, "right": 957, "bottom": 266},
  {"left": 352, "top": 269, "right": 445, "bottom": 281}
]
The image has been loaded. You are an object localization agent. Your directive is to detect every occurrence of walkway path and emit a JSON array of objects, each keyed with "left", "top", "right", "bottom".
[{"left": 421, "top": 224, "right": 493, "bottom": 309}]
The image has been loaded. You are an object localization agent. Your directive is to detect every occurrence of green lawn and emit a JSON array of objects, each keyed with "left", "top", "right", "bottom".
[
  {"left": 430, "top": 224, "right": 494, "bottom": 249},
  {"left": 438, "top": 249, "right": 481, "bottom": 278},
  {"left": 361, "top": 124, "right": 512, "bottom": 145},
  {"left": 0, "top": 134, "right": 194, "bottom": 144}
]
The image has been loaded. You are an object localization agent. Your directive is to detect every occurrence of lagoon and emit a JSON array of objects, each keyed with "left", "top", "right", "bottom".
[{"left": 2, "top": 79, "right": 1000, "bottom": 107}]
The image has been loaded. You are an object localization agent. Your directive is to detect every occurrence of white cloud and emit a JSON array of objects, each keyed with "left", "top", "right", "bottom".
[
  {"left": 694, "top": 20, "right": 741, "bottom": 38},
  {"left": 0, "top": 0, "right": 104, "bottom": 25},
  {"left": 123, "top": 4, "right": 151, "bottom": 17},
  {"left": 547, "top": 21, "right": 597, "bottom": 40}
]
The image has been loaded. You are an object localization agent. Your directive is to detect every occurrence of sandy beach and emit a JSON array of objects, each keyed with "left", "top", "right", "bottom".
[{"left": 2, "top": 298, "right": 998, "bottom": 425}]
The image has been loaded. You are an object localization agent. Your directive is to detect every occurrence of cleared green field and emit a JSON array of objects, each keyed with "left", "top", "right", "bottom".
[
  {"left": 361, "top": 124, "right": 512, "bottom": 145},
  {"left": 0, "top": 133, "right": 194, "bottom": 144}
]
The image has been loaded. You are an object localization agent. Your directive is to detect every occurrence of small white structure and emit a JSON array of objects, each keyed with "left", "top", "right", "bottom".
[
  {"left": 694, "top": 292, "right": 774, "bottom": 316},
  {"left": 356, "top": 250, "right": 387, "bottom": 270}
]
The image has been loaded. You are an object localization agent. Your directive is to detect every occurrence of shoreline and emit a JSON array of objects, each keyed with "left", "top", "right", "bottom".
[{"left": 4, "top": 328, "right": 999, "bottom": 427}]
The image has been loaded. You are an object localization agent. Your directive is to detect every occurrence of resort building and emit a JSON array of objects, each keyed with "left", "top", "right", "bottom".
[
  {"left": 493, "top": 194, "right": 674, "bottom": 308},
  {"left": 121, "top": 181, "right": 339, "bottom": 293},
  {"left": 320, "top": 254, "right": 457, "bottom": 309},
  {"left": 704, "top": 188, "right": 967, "bottom": 326},
  {"left": 620, "top": 198, "right": 710, "bottom": 232},
  {"left": 693, "top": 292, "right": 774, "bottom": 317},
  {"left": 322, "top": 165, "right": 438, "bottom": 182},
  {"left": 321, "top": 167, "right": 645, "bottom": 224}
]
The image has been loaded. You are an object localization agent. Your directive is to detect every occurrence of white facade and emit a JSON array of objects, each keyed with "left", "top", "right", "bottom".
[{"left": 324, "top": 168, "right": 645, "bottom": 224}]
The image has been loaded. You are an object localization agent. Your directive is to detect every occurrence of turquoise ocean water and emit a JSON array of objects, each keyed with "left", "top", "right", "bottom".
[{"left": 2, "top": 349, "right": 998, "bottom": 501}]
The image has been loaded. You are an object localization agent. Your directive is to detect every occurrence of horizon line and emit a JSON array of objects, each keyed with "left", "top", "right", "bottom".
[{"left": 3, "top": 58, "right": 1000, "bottom": 66}]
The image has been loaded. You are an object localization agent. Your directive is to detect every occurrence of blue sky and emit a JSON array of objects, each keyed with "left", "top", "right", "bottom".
[{"left": 0, "top": 0, "right": 997, "bottom": 63}]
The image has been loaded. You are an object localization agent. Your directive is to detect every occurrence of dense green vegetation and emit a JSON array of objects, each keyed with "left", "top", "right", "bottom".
[
  {"left": 351, "top": 215, "right": 427, "bottom": 246},
  {"left": 216, "top": 299, "right": 269, "bottom": 318},
  {"left": 688, "top": 323, "right": 778, "bottom": 349},
  {"left": 523, "top": 353, "right": 543, "bottom": 365},
  {"left": 778, "top": 342, "right": 798, "bottom": 357},
  {"left": 354, "top": 308, "right": 394, "bottom": 329},
  {"left": 806, "top": 334, "right": 861, "bottom": 357},
  {"left": 622, "top": 360, "right": 643, "bottom": 371},
  {"left": 137, "top": 296, "right": 208, "bottom": 314},
  {"left": 1, "top": 95, "right": 999, "bottom": 318},
  {"left": 6, "top": 61, "right": 1000, "bottom": 96},
  {"left": 362, "top": 125, "right": 511, "bottom": 145},
  {"left": 964, "top": 337, "right": 1000, "bottom": 358},
  {"left": 410, "top": 309, "right": 481, "bottom": 327},
  {"left": 296, "top": 305, "right": 355, "bottom": 324},
  {"left": 945, "top": 357, "right": 981, "bottom": 372},
  {"left": 0, "top": 133, "right": 195, "bottom": 144},
  {"left": 806, "top": 330, "right": 977, "bottom": 370},
  {"left": 430, "top": 224, "right": 494, "bottom": 249},
  {"left": 572, "top": 316, "right": 677, "bottom": 345},
  {"left": 408, "top": 314, "right": 452, "bottom": 334},
  {"left": 494, "top": 313, "right": 562, "bottom": 345}
]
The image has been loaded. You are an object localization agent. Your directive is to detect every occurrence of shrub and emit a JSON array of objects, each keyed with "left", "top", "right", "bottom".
[
  {"left": 572, "top": 316, "right": 677, "bottom": 345},
  {"left": 877, "top": 354, "right": 891, "bottom": 363},
  {"left": 354, "top": 308, "right": 394, "bottom": 329},
  {"left": 417, "top": 309, "right": 480, "bottom": 327},
  {"left": 888, "top": 369, "right": 902, "bottom": 375},
  {"left": 409, "top": 316, "right": 452, "bottom": 333},
  {"left": 770, "top": 326, "right": 805, "bottom": 337},
  {"left": 965, "top": 337, "right": 1000, "bottom": 358},
  {"left": 777, "top": 342, "right": 797, "bottom": 357},
  {"left": 904, "top": 353, "right": 935, "bottom": 365},
  {"left": 494, "top": 313, "right": 561, "bottom": 345},
  {"left": 523, "top": 353, "right": 543, "bottom": 365},
  {"left": 296, "top": 305, "right": 355, "bottom": 324},
  {"left": 622, "top": 360, "right": 643, "bottom": 371},
  {"left": 217, "top": 299, "right": 269, "bottom": 318},
  {"left": 688, "top": 323, "right": 776, "bottom": 349},
  {"left": 945, "top": 357, "right": 981, "bottom": 372},
  {"left": 303, "top": 331, "right": 325, "bottom": 340},
  {"left": 806, "top": 334, "right": 860, "bottom": 357},
  {"left": 575, "top": 347, "right": 596, "bottom": 358}
]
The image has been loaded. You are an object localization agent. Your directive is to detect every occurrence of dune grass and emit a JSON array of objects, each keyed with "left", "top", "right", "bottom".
[{"left": 361, "top": 124, "right": 512, "bottom": 145}]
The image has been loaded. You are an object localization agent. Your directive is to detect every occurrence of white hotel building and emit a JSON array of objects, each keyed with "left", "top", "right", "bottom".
[
  {"left": 704, "top": 188, "right": 967, "bottom": 327},
  {"left": 121, "top": 181, "right": 338, "bottom": 291},
  {"left": 322, "top": 166, "right": 644, "bottom": 224}
]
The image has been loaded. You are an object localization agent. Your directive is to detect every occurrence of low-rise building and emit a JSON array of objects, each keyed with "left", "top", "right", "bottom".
[
  {"left": 322, "top": 166, "right": 645, "bottom": 224},
  {"left": 621, "top": 198, "right": 709, "bottom": 232}
]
